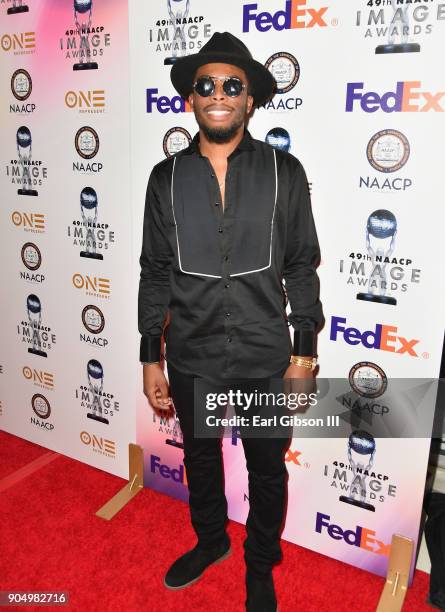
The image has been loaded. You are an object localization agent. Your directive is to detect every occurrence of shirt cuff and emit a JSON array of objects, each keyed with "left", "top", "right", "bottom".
[
  {"left": 140, "top": 335, "right": 162, "bottom": 362},
  {"left": 292, "top": 329, "right": 316, "bottom": 356}
]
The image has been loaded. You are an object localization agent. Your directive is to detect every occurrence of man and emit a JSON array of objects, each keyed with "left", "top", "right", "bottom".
[{"left": 138, "top": 32, "right": 323, "bottom": 612}]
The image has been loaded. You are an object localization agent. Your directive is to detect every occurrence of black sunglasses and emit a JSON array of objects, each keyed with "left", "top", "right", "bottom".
[{"left": 192, "top": 76, "right": 246, "bottom": 98}]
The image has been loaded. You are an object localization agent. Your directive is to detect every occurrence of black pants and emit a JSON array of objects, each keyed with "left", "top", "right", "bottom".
[{"left": 167, "top": 361, "right": 291, "bottom": 577}]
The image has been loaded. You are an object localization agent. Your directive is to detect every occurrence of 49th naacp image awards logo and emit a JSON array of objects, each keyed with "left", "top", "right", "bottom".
[
  {"left": 6, "top": 126, "right": 48, "bottom": 195},
  {"left": 5, "top": 1, "right": 29, "bottom": 15},
  {"left": 152, "top": 412, "right": 184, "bottom": 449},
  {"left": 149, "top": 0, "right": 212, "bottom": 64},
  {"left": 20, "top": 242, "right": 45, "bottom": 284},
  {"left": 323, "top": 430, "right": 397, "bottom": 513},
  {"left": 339, "top": 209, "right": 422, "bottom": 305},
  {"left": 31, "top": 393, "right": 55, "bottom": 431},
  {"left": 361, "top": 129, "right": 412, "bottom": 192},
  {"left": 75, "top": 359, "right": 120, "bottom": 425},
  {"left": 18, "top": 294, "right": 56, "bottom": 357},
  {"left": 10, "top": 68, "right": 35, "bottom": 114},
  {"left": 81, "top": 304, "right": 109, "bottom": 348},
  {"left": 73, "top": 126, "right": 102, "bottom": 173},
  {"left": 355, "top": 0, "right": 443, "bottom": 53},
  {"left": 265, "top": 127, "right": 291, "bottom": 152},
  {"left": 262, "top": 52, "right": 302, "bottom": 112},
  {"left": 163, "top": 127, "right": 191, "bottom": 157},
  {"left": 60, "top": 0, "right": 111, "bottom": 70},
  {"left": 67, "top": 187, "right": 115, "bottom": 259}
]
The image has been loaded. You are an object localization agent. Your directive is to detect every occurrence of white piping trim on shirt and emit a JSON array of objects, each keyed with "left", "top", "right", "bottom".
[{"left": 170, "top": 148, "right": 277, "bottom": 279}]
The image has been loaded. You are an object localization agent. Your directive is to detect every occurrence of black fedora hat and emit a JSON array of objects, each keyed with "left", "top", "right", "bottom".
[{"left": 170, "top": 32, "right": 275, "bottom": 107}]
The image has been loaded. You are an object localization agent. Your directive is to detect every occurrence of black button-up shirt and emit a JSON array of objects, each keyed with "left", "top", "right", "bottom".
[{"left": 138, "top": 129, "right": 324, "bottom": 379}]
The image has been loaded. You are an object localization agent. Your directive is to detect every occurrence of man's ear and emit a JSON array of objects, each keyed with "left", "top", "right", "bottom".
[
  {"left": 188, "top": 93, "right": 194, "bottom": 108},
  {"left": 247, "top": 94, "right": 254, "bottom": 114}
]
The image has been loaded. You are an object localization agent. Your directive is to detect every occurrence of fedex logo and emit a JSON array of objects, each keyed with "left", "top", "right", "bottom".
[
  {"left": 346, "top": 81, "right": 445, "bottom": 113},
  {"left": 146, "top": 89, "right": 192, "bottom": 114},
  {"left": 150, "top": 454, "right": 187, "bottom": 485},
  {"left": 330, "top": 316, "right": 419, "bottom": 356},
  {"left": 316, "top": 512, "right": 390, "bottom": 556},
  {"left": 242, "top": 0, "right": 328, "bottom": 33}
]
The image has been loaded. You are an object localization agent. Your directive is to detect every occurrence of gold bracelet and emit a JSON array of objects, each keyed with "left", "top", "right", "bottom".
[{"left": 289, "top": 356, "right": 317, "bottom": 370}]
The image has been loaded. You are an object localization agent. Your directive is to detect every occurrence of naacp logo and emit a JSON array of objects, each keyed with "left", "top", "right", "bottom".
[
  {"left": 265, "top": 51, "right": 300, "bottom": 94},
  {"left": 82, "top": 305, "right": 105, "bottom": 334},
  {"left": 32, "top": 393, "right": 51, "bottom": 419},
  {"left": 163, "top": 127, "right": 191, "bottom": 157},
  {"left": 11, "top": 68, "right": 31, "bottom": 100},
  {"left": 21, "top": 242, "right": 41, "bottom": 271},
  {"left": 75, "top": 126, "right": 99, "bottom": 159},
  {"left": 367, "top": 130, "right": 409, "bottom": 173},
  {"left": 349, "top": 362, "right": 387, "bottom": 399}
]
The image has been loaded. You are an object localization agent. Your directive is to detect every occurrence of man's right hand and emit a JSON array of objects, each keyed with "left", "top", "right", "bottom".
[{"left": 143, "top": 363, "right": 173, "bottom": 413}]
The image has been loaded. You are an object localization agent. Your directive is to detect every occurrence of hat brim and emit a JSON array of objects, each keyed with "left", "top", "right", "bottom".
[{"left": 170, "top": 51, "right": 275, "bottom": 107}]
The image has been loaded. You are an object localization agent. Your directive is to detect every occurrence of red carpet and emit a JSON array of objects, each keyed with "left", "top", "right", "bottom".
[{"left": 0, "top": 430, "right": 433, "bottom": 611}]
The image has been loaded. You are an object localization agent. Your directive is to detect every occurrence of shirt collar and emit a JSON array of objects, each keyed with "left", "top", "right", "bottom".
[{"left": 183, "top": 128, "right": 255, "bottom": 157}]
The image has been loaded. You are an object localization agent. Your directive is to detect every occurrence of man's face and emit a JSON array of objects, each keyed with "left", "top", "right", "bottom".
[{"left": 188, "top": 63, "right": 254, "bottom": 144}]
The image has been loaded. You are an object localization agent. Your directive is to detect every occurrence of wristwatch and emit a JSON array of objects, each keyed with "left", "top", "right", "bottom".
[{"left": 289, "top": 356, "right": 317, "bottom": 371}]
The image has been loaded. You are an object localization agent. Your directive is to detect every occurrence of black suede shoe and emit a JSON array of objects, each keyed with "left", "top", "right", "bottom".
[
  {"left": 246, "top": 571, "right": 278, "bottom": 612},
  {"left": 164, "top": 536, "right": 231, "bottom": 590}
]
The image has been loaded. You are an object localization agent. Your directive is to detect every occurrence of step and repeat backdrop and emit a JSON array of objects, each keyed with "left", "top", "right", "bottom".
[
  {"left": 0, "top": 0, "right": 136, "bottom": 477},
  {"left": 1, "top": 0, "right": 444, "bottom": 583}
]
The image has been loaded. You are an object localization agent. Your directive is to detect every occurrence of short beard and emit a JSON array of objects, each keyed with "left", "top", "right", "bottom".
[{"left": 197, "top": 116, "right": 244, "bottom": 144}]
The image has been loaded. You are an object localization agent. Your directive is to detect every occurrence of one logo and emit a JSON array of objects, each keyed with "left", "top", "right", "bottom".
[
  {"left": 31, "top": 393, "right": 51, "bottom": 419},
  {"left": 1, "top": 31, "right": 35, "bottom": 54},
  {"left": 82, "top": 305, "right": 105, "bottom": 334},
  {"left": 366, "top": 130, "right": 409, "bottom": 173},
  {"left": 242, "top": 0, "right": 331, "bottom": 33},
  {"left": 265, "top": 52, "right": 300, "bottom": 94},
  {"left": 22, "top": 365, "right": 54, "bottom": 390},
  {"left": 75, "top": 126, "right": 99, "bottom": 159},
  {"left": 12, "top": 211, "right": 45, "bottom": 232},
  {"left": 80, "top": 431, "right": 116, "bottom": 457},
  {"left": 346, "top": 81, "right": 445, "bottom": 112},
  {"left": 65, "top": 90, "right": 106, "bottom": 113},
  {"left": 315, "top": 512, "right": 390, "bottom": 556},
  {"left": 265, "top": 127, "right": 291, "bottom": 152},
  {"left": 72, "top": 273, "right": 111, "bottom": 298},
  {"left": 329, "top": 316, "right": 420, "bottom": 357},
  {"left": 163, "top": 127, "right": 192, "bottom": 157},
  {"left": 146, "top": 88, "right": 192, "bottom": 114},
  {"left": 11, "top": 68, "right": 32, "bottom": 101},
  {"left": 348, "top": 362, "right": 387, "bottom": 399},
  {"left": 21, "top": 242, "right": 41, "bottom": 271}
]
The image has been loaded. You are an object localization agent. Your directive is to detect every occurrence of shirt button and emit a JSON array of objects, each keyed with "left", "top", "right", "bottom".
[
  {"left": 224, "top": 255, "right": 229, "bottom": 261},
  {"left": 224, "top": 283, "right": 230, "bottom": 288},
  {"left": 211, "top": 173, "right": 215, "bottom": 178},
  {"left": 227, "top": 337, "right": 232, "bottom": 343},
  {"left": 218, "top": 227, "right": 223, "bottom": 233},
  {"left": 215, "top": 202, "right": 220, "bottom": 207},
  {"left": 226, "top": 312, "right": 231, "bottom": 318}
]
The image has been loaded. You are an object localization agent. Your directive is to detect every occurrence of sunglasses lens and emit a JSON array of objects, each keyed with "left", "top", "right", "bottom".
[
  {"left": 194, "top": 77, "right": 214, "bottom": 97},
  {"left": 223, "top": 78, "right": 243, "bottom": 97}
]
